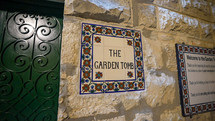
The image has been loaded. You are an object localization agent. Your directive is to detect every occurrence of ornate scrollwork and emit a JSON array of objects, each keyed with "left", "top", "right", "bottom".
[
  {"left": 14, "top": 39, "right": 30, "bottom": 53},
  {"left": 8, "top": 13, "right": 35, "bottom": 39},
  {"left": 33, "top": 56, "right": 48, "bottom": 67},
  {"left": 0, "top": 84, "right": 12, "bottom": 96},
  {"left": 47, "top": 71, "right": 58, "bottom": 82},
  {"left": 15, "top": 55, "right": 29, "bottom": 67},
  {"left": 35, "top": 72, "right": 58, "bottom": 98},
  {"left": 0, "top": 69, "right": 12, "bottom": 84},
  {"left": 44, "top": 84, "right": 55, "bottom": 94},
  {"left": 2, "top": 45, "right": 31, "bottom": 72},
  {"left": 38, "top": 42, "right": 51, "bottom": 55},
  {"left": 36, "top": 17, "right": 61, "bottom": 42},
  {"left": 0, "top": 72, "right": 22, "bottom": 101},
  {"left": 0, "top": 11, "right": 61, "bottom": 119},
  {"left": 33, "top": 48, "right": 59, "bottom": 72},
  {"left": 4, "top": 13, "right": 61, "bottom": 73}
]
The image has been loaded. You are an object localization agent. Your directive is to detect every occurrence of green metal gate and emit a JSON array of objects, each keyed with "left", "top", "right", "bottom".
[{"left": 0, "top": 1, "right": 64, "bottom": 120}]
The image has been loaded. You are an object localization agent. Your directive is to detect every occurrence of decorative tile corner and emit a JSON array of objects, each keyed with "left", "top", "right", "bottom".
[
  {"left": 127, "top": 71, "right": 133, "bottom": 78},
  {"left": 127, "top": 40, "right": 133, "bottom": 46},
  {"left": 95, "top": 36, "right": 101, "bottom": 43},
  {"left": 95, "top": 71, "right": 103, "bottom": 79}
]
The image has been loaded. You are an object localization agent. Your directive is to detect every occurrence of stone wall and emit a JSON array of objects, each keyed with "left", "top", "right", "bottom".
[{"left": 58, "top": 0, "right": 215, "bottom": 121}]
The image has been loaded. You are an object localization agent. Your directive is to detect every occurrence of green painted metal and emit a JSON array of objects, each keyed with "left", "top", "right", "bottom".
[{"left": 0, "top": 4, "right": 63, "bottom": 121}]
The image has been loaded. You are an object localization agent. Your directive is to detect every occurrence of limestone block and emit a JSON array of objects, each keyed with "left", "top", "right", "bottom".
[
  {"left": 174, "top": 33, "right": 190, "bottom": 45},
  {"left": 174, "top": 34, "right": 214, "bottom": 49},
  {"left": 65, "top": 73, "right": 143, "bottom": 119},
  {"left": 213, "top": 24, "right": 215, "bottom": 42},
  {"left": 67, "top": 81, "right": 142, "bottom": 118},
  {"left": 133, "top": 113, "right": 153, "bottom": 121},
  {"left": 142, "top": 37, "right": 163, "bottom": 70},
  {"left": 58, "top": 107, "right": 68, "bottom": 121},
  {"left": 158, "top": 7, "right": 200, "bottom": 38},
  {"left": 188, "top": 112, "right": 212, "bottom": 121},
  {"left": 66, "top": 74, "right": 119, "bottom": 118},
  {"left": 142, "top": 29, "right": 158, "bottom": 40},
  {"left": 161, "top": 40, "right": 177, "bottom": 71},
  {"left": 200, "top": 21, "right": 214, "bottom": 41},
  {"left": 158, "top": 32, "right": 175, "bottom": 41},
  {"left": 60, "top": 72, "right": 67, "bottom": 79},
  {"left": 97, "top": 116, "right": 125, "bottom": 121},
  {"left": 61, "top": 21, "right": 81, "bottom": 65},
  {"left": 212, "top": 112, "right": 215, "bottom": 121},
  {"left": 68, "top": 94, "right": 119, "bottom": 118},
  {"left": 64, "top": 0, "right": 131, "bottom": 23},
  {"left": 137, "top": 5, "right": 157, "bottom": 28},
  {"left": 212, "top": 4, "right": 215, "bottom": 22},
  {"left": 134, "top": 0, "right": 154, "bottom": 4},
  {"left": 180, "top": 0, "right": 213, "bottom": 22},
  {"left": 58, "top": 79, "right": 69, "bottom": 121},
  {"left": 122, "top": 92, "right": 141, "bottom": 110},
  {"left": 203, "top": 42, "right": 214, "bottom": 48},
  {"left": 160, "top": 106, "right": 185, "bottom": 121},
  {"left": 155, "top": 0, "right": 179, "bottom": 11},
  {"left": 145, "top": 72, "right": 175, "bottom": 107}
]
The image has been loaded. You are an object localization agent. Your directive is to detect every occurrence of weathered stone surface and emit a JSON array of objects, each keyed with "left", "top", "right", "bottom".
[
  {"left": 67, "top": 75, "right": 120, "bottom": 118},
  {"left": 58, "top": 78, "right": 69, "bottom": 121},
  {"left": 188, "top": 112, "right": 212, "bottom": 121},
  {"left": 64, "top": 0, "right": 131, "bottom": 23},
  {"left": 122, "top": 93, "right": 140, "bottom": 111},
  {"left": 174, "top": 33, "right": 190, "bottom": 45},
  {"left": 97, "top": 116, "right": 125, "bottom": 121},
  {"left": 134, "top": 0, "right": 154, "bottom": 4},
  {"left": 160, "top": 106, "right": 185, "bottom": 121},
  {"left": 133, "top": 113, "right": 153, "bottom": 121},
  {"left": 212, "top": 112, "right": 215, "bottom": 121},
  {"left": 137, "top": 5, "right": 156, "bottom": 28},
  {"left": 58, "top": 107, "right": 68, "bottom": 121},
  {"left": 203, "top": 42, "right": 214, "bottom": 48},
  {"left": 66, "top": 77, "right": 143, "bottom": 118},
  {"left": 213, "top": 24, "right": 215, "bottom": 42},
  {"left": 142, "top": 29, "right": 158, "bottom": 40},
  {"left": 65, "top": 72, "right": 142, "bottom": 119},
  {"left": 61, "top": 21, "right": 81, "bottom": 65},
  {"left": 158, "top": 32, "right": 175, "bottom": 41},
  {"left": 145, "top": 71, "right": 175, "bottom": 107},
  {"left": 200, "top": 21, "right": 214, "bottom": 41},
  {"left": 158, "top": 7, "right": 200, "bottom": 38},
  {"left": 212, "top": 3, "right": 215, "bottom": 22},
  {"left": 175, "top": 33, "right": 214, "bottom": 48},
  {"left": 142, "top": 37, "right": 163, "bottom": 70},
  {"left": 59, "top": 20, "right": 81, "bottom": 121},
  {"left": 180, "top": 0, "right": 213, "bottom": 22},
  {"left": 161, "top": 40, "right": 177, "bottom": 71},
  {"left": 155, "top": 0, "right": 179, "bottom": 11}
]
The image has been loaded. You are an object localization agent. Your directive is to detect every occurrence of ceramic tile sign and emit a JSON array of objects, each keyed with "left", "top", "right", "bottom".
[
  {"left": 80, "top": 23, "right": 145, "bottom": 94},
  {"left": 176, "top": 44, "right": 215, "bottom": 116}
]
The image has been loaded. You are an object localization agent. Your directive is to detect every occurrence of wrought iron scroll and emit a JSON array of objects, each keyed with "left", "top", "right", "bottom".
[{"left": 0, "top": 12, "right": 61, "bottom": 121}]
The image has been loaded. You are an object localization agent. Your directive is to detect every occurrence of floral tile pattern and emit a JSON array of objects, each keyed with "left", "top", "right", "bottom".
[
  {"left": 176, "top": 44, "right": 215, "bottom": 116},
  {"left": 80, "top": 23, "right": 145, "bottom": 94},
  {"left": 127, "top": 40, "right": 133, "bottom": 46}
]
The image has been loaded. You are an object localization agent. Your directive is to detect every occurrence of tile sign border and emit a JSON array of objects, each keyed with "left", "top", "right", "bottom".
[
  {"left": 176, "top": 44, "right": 215, "bottom": 116},
  {"left": 80, "top": 23, "right": 145, "bottom": 94}
]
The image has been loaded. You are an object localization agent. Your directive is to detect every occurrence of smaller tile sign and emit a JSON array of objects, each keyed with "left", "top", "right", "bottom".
[
  {"left": 80, "top": 23, "right": 145, "bottom": 94},
  {"left": 176, "top": 44, "right": 215, "bottom": 117}
]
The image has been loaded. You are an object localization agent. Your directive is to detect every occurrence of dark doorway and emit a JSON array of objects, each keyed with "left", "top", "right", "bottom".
[{"left": 0, "top": 0, "right": 64, "bottom": 120}]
